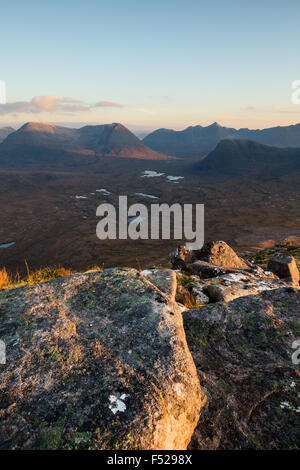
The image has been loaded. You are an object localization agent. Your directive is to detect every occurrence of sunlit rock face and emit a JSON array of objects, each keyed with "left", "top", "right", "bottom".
[{"left": 0, "top": 268, "right": 204, "bottom": 450}]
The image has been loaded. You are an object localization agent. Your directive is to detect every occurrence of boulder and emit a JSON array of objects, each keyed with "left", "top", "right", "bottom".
[
  {"left": 191, "top": 287, "right": 210, "bottom": 306},
  {"left": 267, "top": 254, "right": 300, "bottom": 285},
  {"left": 190, "top": 260, "right": 244, "bottom": 278},
  {"left": 0, "top": 268, "right": 205, "bottom": 450},
  {"left": 205, "top": 272, "right": 289, "bottom": 303},
  {"left": 194, "top": 241, "right": 249, "bottom": 269},
  {"left": 183, "top": 288, "right": 300, "bottom": 450}
]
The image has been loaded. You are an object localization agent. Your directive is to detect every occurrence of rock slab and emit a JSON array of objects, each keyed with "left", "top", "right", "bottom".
[
  {"left": 184, "top": 288, "right": 300, "bottom": 450},
  {"left": 0, "top": 268, "right": 205, "bottom": 450},
  {"left": 267, "top": 254, "right": 300, "bottom": 285}
]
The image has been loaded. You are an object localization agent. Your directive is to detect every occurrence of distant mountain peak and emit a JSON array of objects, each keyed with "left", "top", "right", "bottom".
[
  {"left": 208, "top": 121, "right": 222, "bottom": 128},
  {"left": 20, "top": 122, "right": 57, "bottom": 132},
  {"left": 143, "top": 121, "right": 300, "bottom": 158},
  {"left": 0, "top": 121, "right": 173, "bottom": 165}
]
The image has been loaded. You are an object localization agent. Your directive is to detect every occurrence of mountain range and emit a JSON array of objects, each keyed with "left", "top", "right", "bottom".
[
  {"left": 1, "top": 121, "right": 300, "bottom": 177},
  {"left": 143, "top": 122, "right": 300, "bottom": 158},
  {"left": 0, "top": 122, "right": 170, "bottom": 166}
]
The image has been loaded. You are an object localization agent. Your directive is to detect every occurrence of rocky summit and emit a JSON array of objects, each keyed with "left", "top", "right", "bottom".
[{"left": 0, "top": 241, "right": 299, "bottom": 450}]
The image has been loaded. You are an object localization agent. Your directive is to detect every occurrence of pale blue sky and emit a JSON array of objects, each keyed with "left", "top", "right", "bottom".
[{"left": 1, "top": 0, "right": 300, "bottom": 131}]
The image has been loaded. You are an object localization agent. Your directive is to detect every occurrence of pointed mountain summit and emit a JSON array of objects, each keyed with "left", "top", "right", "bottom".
[
  {"left": 0, "top": 122, "right": 171, "bottom": 167},
  {"left": 142, "top": 122, "right": 236, "bottom": 158}
]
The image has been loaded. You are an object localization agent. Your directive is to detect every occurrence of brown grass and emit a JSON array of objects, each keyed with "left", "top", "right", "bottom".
[
  {"left": 0, "top": 268, "right": 13, "bottom": 290},
  {"left": 0, "top": 266, "right": 73, "bottom": 291}
]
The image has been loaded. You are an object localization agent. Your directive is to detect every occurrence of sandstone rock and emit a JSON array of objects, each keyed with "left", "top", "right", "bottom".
[
  {"left": 194, "top": 241, "right": 249, "bottom": 269},
  {"left": 190, "top": 286, "right": 210, "bottom": 306},
  {"left": 183, "top": 288, "right": 300, "bottom": 450},
  {"left": 0, "top": 268, "right": 205, "bottom": 450},
  {"left": 206, "top": 272, "right": 289, "bottom": 303},
  {"left": 141, "top": 269, "right": 177, "bottom": 300},
  {"left": 169, "top": 245, "right": 193, "bottom": 270},
  {"left": 190, "top": 260, "right": 244, "bottom": 278},
  {"left": 267, "top": 254, "right": 300, "bottom": 285},
  {"left": 175, "top": 284, "right": 190, "bottom": 305}
]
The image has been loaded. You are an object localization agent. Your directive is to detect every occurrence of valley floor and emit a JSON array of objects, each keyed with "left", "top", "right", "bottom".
[{"left": 0, "top": 158, "right": 299, "bottom": 275}]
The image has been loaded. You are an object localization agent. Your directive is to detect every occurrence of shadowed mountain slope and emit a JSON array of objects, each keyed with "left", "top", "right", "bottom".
[
  {"left": 143, "top": 122, "right": 300, "bottom": 158},
  {"left": 192, "top": 139, "right": 300, "bottom": 176},
  {"left": 0, "top": 126, "right": 15, "bottom": 144}
]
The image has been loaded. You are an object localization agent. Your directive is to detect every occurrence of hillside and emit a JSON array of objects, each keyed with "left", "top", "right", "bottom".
[
  {"left": 0, "top": 122, "right": 171, "bottom": 167},
  {"left": 193, "top": 139, "right": 300, "bottom": 176},
  {"left": 0, "top": 126, "right": 15, "bottom": 144},
  {"left": 143, "top": 122, "right": 300, "bottom": 158}
]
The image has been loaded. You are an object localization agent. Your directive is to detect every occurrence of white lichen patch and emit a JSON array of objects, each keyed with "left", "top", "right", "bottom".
[
  {"left": 280, "top": 401, "right": 299, "bottom": 413},
  {"left": 173, "top": 382, "right": 185, "bottom": 397},
  {"left": 140, "top": 270, "right": 153, "bottom": 276},
  {"left": 109, "top": 393, "right": 129, "bottom": 415}
]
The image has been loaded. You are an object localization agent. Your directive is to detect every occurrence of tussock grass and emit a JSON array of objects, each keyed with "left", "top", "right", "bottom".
[
  {"left": 0, "top": 264, "right": 105, "bottom": 291},
  {"left": 0, "top": 268, "right": 13, "bottom": 290},
  {"left": 247, "top": 244, "right": 300, "bottom": 270},
  {"left": 24, "top": 267, "right": 73, "bottom": 285},
  {"left": 0, "top": 266, "right": 73, "bottom": 291}
]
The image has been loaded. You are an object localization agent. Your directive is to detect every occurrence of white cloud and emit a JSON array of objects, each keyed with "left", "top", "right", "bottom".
[
  {"left": 94, "top": 101, "right": 123, "bottom": 108},
  {"left": 0, "top": 95, "right": 124, "bottom": 116}
]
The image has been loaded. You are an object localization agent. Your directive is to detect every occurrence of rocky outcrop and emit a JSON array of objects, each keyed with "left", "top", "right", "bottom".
[
  {"left": 194, "top": 241, "right": 249, "bottom": 269},
  {"left": 0, "top": 268, "right": 205, "bottom": 450},
  {"left": 171, "top": 241, "right": 292, "bottom": 307},
  {"left": 184, "top": 288, "right": 300, "bottom": 450},
  {"left": 267, "top": 254, "right": 300, "bottom": 285},
  {"left": 205, "top": 271, "right": 288, "bottom": 302}
]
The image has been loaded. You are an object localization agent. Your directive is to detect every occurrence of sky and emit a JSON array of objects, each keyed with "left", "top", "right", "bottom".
[{"left": 1, "top": 0, "right": 300, "bottom": 133}]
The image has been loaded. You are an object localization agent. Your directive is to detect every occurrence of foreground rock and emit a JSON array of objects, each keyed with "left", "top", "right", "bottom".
[
  {"left": 184, "top": 288, "right": 300, "bottom": 450},
  {"left": 194, "top": 241, "right": 249, "bottom": 269},
  {"left": 205, "top": 271, "right": 288, "bottom": 302},
  {"left": 0, "top": 268, "right": 204, "bottom": 450},
  {"left": 170, "top": 241, "right": 292, "bottom": 308},
  {"left": 267, "top": 254, "right": 300, "bottom": 285}
]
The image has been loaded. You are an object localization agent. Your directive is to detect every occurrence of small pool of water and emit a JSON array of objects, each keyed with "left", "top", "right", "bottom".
[{"left": 0, "top": 242, "right": 15, "bottom": 249}]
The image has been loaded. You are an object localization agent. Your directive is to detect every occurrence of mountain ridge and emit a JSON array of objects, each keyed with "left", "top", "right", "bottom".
[
  {"left": 193, "top": 138, "right": 300, "bottom": 176},
  {"left": 0, "top": 122, "right": 173, "bottom": 166},
  {"left": 143, "top": 122, "right": 300, "bottom": 158}
]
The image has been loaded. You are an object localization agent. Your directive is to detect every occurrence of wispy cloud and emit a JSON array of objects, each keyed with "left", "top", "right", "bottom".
[
  {"left": 94, "top": 101, "right": 123, "bottom": 108},
  {"left": 137, "top": 108, "right": 157, "bottom": 115},
  {"left": 0, "top": 95, "right": 124, "bottom": 115}
]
